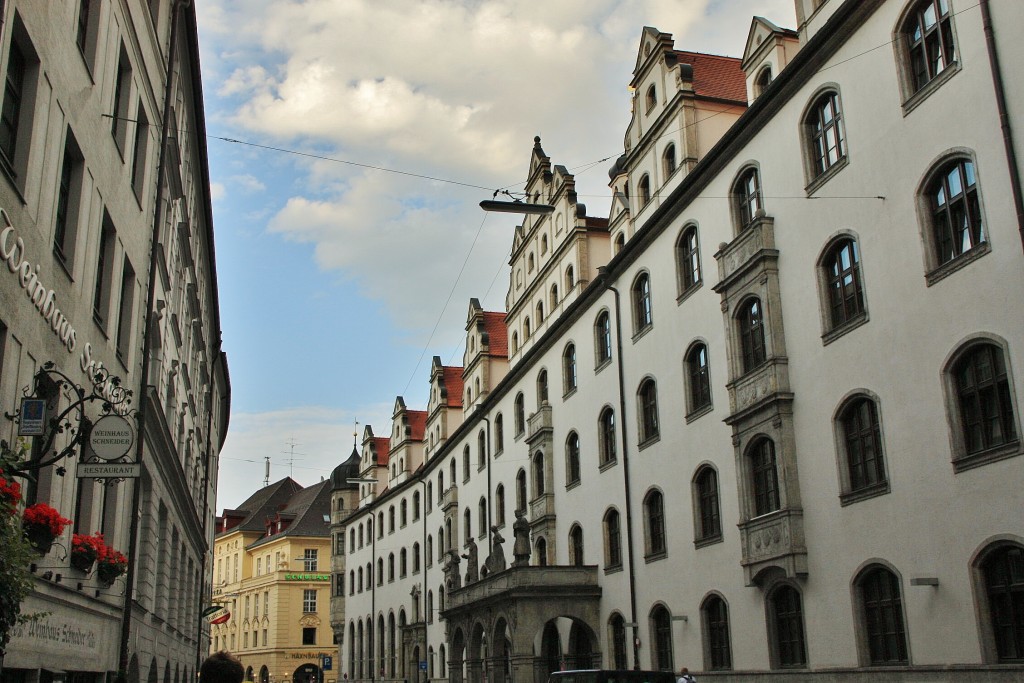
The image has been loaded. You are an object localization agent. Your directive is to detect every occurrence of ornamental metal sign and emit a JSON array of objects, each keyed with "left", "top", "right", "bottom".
[{"left": 89, "top": 414, "right": 134, "bottom": 460}]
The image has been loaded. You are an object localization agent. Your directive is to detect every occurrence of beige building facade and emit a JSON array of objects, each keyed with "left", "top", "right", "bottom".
[
  {"left": 331, "top": 1, "right": 1024, "bottom": 681},
  {"left": 213, "top": 480, "right": 336, "bottom": 683},
  {"left": 0, "top": 2, "right": 229, "bottom": 683}
]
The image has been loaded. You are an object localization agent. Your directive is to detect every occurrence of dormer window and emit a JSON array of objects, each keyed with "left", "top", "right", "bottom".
[{"left": 645, "top": 84, "right": 657, "bottom": 112}]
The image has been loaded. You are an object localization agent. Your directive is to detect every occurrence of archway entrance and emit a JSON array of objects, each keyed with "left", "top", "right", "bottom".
[
  {"left": 292, "top": 664, "right": 320, "bottom": 683},
  {"left": 259, "top": 666, "right": 270, "bottom": 683}
]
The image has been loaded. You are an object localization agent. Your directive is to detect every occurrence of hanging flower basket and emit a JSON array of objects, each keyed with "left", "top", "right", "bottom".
[
  {"left": 96, "top": 545, "right": 128, "bottom": 587},
  {"left": 21, "top": 504, "right": 71, "bottom": 554},
  {"left": 71, "top": 532, "right": 105, "bottom": 572}
]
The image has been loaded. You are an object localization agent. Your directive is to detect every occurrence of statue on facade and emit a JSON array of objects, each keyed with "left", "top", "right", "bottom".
[
  {"left": 485, "top": 525, "right": 507, "bottom": 573},
  {"left": 462, "top": 536, "right": 479, "bottom": 584},
  {"left": 512, "top": 508, "right": 531, "bottom": 567},
  {"left": 443, "top": 548, "right": 461, "bottom": 590}
]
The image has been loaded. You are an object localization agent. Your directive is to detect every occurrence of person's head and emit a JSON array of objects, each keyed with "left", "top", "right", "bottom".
[
  {"left": 679, "top": 668, "right": 689, "bottom": 674},
  {"left": 200, "top": 652, "right": 244, "bottom": 683}
]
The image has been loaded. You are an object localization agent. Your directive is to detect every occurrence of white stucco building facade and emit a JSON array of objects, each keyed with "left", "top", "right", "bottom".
[{"left": 332, "top": 1, "right": 1023, "bottom": 681}]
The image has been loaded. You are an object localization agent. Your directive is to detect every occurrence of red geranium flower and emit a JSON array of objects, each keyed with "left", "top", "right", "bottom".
[
  {"left": 22, "top": 503, "right": 73, "bottom": 536},
  {"left": 0, "top": 476, "right": 21, "bottom": 510},
  {"left": 72, "top": 532, "right": 106, "bottom": 562}
]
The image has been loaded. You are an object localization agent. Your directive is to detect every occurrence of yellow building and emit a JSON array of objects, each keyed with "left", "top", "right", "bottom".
[{"left": 212, "top": 478, "right": 336, "bottom": 683}]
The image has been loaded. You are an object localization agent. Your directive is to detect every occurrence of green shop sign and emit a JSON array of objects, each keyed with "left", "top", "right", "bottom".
[{"left": 284, "top": 573, "right": 330, "bottom": 581}]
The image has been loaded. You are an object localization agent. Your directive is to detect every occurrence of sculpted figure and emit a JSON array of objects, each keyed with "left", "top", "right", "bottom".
[
  {"left": 512, "top": 509, "right": 531, "bottom": 567},
  {"left": 486, "top": 525, "right": 507, "bottom": 573},
  {"left": 462, "top": 536, "right": 479, "bottom": 583},
  {"left": 443, "top": 548, "right": 461, "bottom": 590}
]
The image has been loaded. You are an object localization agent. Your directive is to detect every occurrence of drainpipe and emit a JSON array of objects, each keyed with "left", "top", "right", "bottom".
[
  {"left": 597, "top": 266, "right": 641, "bottom": 670},
  {"left": 978, "top": 0, "right": 1024, "bottom": 254},
  {"left": 119, "top": 0, "right": 190, "bottom": 675}
]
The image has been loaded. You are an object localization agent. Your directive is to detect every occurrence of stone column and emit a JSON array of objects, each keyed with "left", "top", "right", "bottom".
[{"left": 508, "top": 654, "right": 535, "bottom": 683}]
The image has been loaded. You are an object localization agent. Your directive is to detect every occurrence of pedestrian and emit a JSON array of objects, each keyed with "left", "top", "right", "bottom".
[
  {"left": 676, "top": 667, "right": 696, "bottom": 683},
  {"left": 200, "top": 652, "right": 245, "bottom": 683}
]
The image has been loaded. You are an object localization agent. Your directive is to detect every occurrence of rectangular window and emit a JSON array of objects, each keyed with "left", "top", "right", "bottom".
[
  {"left": 302, "top": 627, "right": 316, "bottom": 645},
  {"left": 54, "top": 131, "right": 84, "bottom": 268},
  {"left": 76, "top": 0, "right": 99, "bottom": 71},
  {"left": 256, "top": 558, "right": 261, "bottom": 576},
  {"left": 303, "top": 588, "right": 316, "bottom": 613},
  {"left": 115, "top": 257, "right": 135, "bottom": 360},
  {"left": 303, "top": 548, "right": 318, "bottom": 572},
  {"left": 93, "top": 213, "right": 116, "bottom": 328},
  {"left": 130, "top": 103, "right": 149, "bottom": 199},
  {"left": 0, "top": 18, "right": 38, "bottom": 185},
  {"left": 262, "top": 629, "right": 267, "bottom": 646},
  {"left": 263, "top": 591, "right": 268, "bottom": 614},
  {"left": 111, "top": 47, "right": 132, "bottom": 153}
]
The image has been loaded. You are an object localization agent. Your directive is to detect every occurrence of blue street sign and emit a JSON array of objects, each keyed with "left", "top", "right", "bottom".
[
  {"left": 322, "top": 657, "right": 332, "bottom": 671},
  {"left": 419, "top": 662, "right": 427, "bottom": 671}
]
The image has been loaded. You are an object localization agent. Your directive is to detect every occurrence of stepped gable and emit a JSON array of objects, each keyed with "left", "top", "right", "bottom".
[
  {"left": 672, "top": 50, "right": 747, "bottom": 103},
  {"left": 483, "top": 312, "right": 508, "bottom": 357},
  {"left": 218, "top": 477, "right": 303, "bottom": 535}
]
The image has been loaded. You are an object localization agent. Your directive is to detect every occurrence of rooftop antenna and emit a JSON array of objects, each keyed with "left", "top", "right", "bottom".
[
  {"left": 282, "top": 438, "right": 304, "bottom": 478},
  {"left": 263, "top": 456, "right": 270, "bottom": 488}
]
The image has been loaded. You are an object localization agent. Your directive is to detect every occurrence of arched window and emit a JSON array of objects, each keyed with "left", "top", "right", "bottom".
[
  {"left": 527, "top": 253, "right": 535, "bottom": 273},
  {"left": 536, "top": 536, "right": 548, "bottom": 566},
  {"left": 400, "top": 548, "right": 408, "bottom": 577},
  {"left": 645, "top": 84, "right": 657, "bottom": 111},
  {"left": 950, "top": 342, "right": 1017, "bottom": 459},
  {"left": 541, "top": 234, "right": 548, "bottom": 254},
  {"left": 927, "top": 157, "right": 984, "bottom": 267},
  {"left": 566, "top": 265, "right": 575, "bottom": 290},
  {"left": 663, "top": 143, "right": 677, "bottom": 177},
  {"left": 857, "top": 566, "right": 908, "bottom": 665},
  {"left": 450, "top": 458, "right": 457, "bottom": 486},
  {"left": 377, "top": 558, "right": 384, "bottom": 585},
  {"left": 495, "top": 413, "right": 504, "bottom": 453},
  {"left": 536, "top": 301, "right": 544, "bottom": 323},
  {"left": 388, "top": 506, "right": 395, "bottom": 532},
  {"left": 425, "top": 537, "right": 431, "bottom": 569},
  {"left": 694, "top": 466, "right": 721, "bottom": 542},
  {"left": 514, "top": 393, "right": 525, "bottom": 436},
  {"left": 400, "top": 500, "right": 408, "bottom": 527},
  {"left": 651, "top": 605, "right": 674, "bottom": 671},
  {"left": 755, "top": 66, "right": 772, "bottom": 97},
  {"left": 532, "top": 451, "right": 545, "bottom": 496},
  {"left": 638, "top": 175, "right": 651, "bottom": 207},
  {"left": 676, "top": 225, "right": 701, "bottom": 294},
  {"left": 565, "top": 432, "right": 581, "bottom": 486},
  {"left": 478, "top": 497, "right": 486, "bottom": 538},
  {"left": 388, "top": 553, "right": 395, "bottom": 582},
  {"left": 537, "top": 369, "right": 549, "bottom": 405},
  {"left": 749, "top": 438, "right": 780, "bottom": 516},
  {"left": 599, "top": 408, "right": 617, "bottom": 466},
  {"left": 631, "top": 272, "right": 653, "bottom": 333},
  {"left": 477, "top": 430, "right": 486, "bottom": 470},
  {"left": 839, "top": 396, "right": 887, "bottom": 496},
  {"left": 614, "top": 233, "right": 625, "bottom": 254},
  {"left": 495, "top": 484, "right": 505, "bottom": 527},
  {"left": 603, "top": 508, "right": 622, "bottom": 569},
  {"left": 981, "top": 544, "right": 1024, "bottom": 661},
  {"left": 769, "top": 584, "right": 806, "bottom": 668},
  {"left": 702, "top": 595, "right": 732, "bottom": 670},
  {"left": 685, "top": 342, "right": 712, "bottom": 414},
  {"left": 569, "top": 525, "right": 584, "bottom": 566},
  {"left": 516, "top": 469, "right": 527, "bottom": 513},
  {"left": 461, "top": 447, "right": 470, "bottom": 482},
  {"left": 806, "top": 90, "right": 846, "bottom": 177},
  {"left": 638, "top": 378, "right": 659, "bottom": 444},
  {"left": 511, "top": 331, "right": 519, "bottom": 354},
  {"left": 903, "top": 0, "right": 956, "bottom": 93},
  {"left": 822, "top": 237, "right": 865, "bottom": 329},
  {"left": 563, "top": 343, "right": 577, "bottom": 395},
  {"left": 738, "top": 298, "right": 767, "bottom": 372},
  {"left": 426, "top": 482, "right": 432, "bottom": 511},
  {"left": 349, "top": 569, "right": 355, "bottom": 595},
  {"left": 609, "top": 614, "right": 628, "bottom": 669},
  {"left": 734, "top": 167, "right": 763, "bottom": 229},
  {"left": 550, "top": 283, "right": 559, "bottom": 309},
  {"left": 643, "top": 489, "right": 666, "bottom": 557},
  {"left": 463, "top": 507, "right": 471, "bottom": 543},
  {"left": 596, "top": 311, "right": 612, "bottom": 365},
  {"left": 438, "top": 472, "right": 444, "bottom": 503}
]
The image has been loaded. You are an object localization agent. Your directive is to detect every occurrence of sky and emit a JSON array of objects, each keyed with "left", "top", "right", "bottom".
[{"left": 196, "top": 0, "right": 797, "bottom": 511}]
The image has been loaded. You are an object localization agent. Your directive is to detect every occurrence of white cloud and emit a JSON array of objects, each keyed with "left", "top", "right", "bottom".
[
  {"left": 209, "top": 181, "right": 226, "bottom": 201},
  {"left": 229, "top": 174, "right": 267, "bottom": 193},
  {"left": 215, "top": 403, "right": 393, "bottom": 511}
]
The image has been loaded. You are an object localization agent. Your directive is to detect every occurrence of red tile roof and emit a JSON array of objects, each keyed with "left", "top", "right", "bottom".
[
  {"left": 674, "top": 50, "right": 747, "bottom": 103},
  {"left": 407, "top": 410, "right": 427, "bottom": 441},
  {"left": 483, "top": 311, "right": 508, "bottom": 357},
  {"left": 373, "top": 437, "right": 390, "bottom": 466},
  {"left": 443, "top": 366, "right": 464, "bottom": 407}
]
